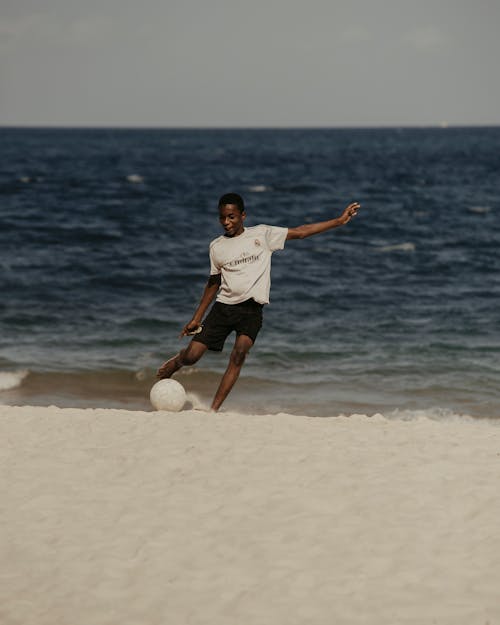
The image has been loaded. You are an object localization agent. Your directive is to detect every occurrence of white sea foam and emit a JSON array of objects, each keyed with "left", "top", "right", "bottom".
[
  {"left": 377, "top": 242, "right": 416, "bottom": 253},
  {"left": 384, "top": 407, "right": 475, "bottom": 422},
  {"left": 126, "top": 174, "right": 144, "bottom": 184},
  {"left": 248, "top": 185, "right": 270, "bottom": 192},
  {"left": 468, "top": 205, "right": 491, "bottom": 214},
  {"left": 334, "top": 408, "right": 487, "bottom": 423},
  {"left": 0, "top": 370, "right": 29, "bottom": 392}
]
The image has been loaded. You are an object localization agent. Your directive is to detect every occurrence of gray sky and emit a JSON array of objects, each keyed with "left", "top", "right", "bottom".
[{"left": 1, "top": 0, "right": 499, "bottom": 127}]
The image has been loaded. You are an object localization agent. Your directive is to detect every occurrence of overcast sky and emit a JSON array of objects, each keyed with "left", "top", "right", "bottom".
[{"left": 1, "top": 0, "right": 499, "bottom": 127}]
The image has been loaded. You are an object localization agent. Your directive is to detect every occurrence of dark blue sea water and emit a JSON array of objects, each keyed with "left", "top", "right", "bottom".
[{"left": 1, "top": 127, "right": 499, "bottom": 417}]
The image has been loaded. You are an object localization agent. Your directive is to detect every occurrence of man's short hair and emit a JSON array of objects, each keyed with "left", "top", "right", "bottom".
[{"left": 218, "top": 193, "right": 245, "bottom": 213}]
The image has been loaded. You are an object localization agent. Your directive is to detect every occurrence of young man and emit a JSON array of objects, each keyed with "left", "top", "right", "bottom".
[{"left": 157, "top": 192, "right": 360, "bottom": 411}]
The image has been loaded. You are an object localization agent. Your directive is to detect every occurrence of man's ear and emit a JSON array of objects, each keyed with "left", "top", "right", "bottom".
[{"left": 242, "top": 211, "right": 247, "bottom": 221}]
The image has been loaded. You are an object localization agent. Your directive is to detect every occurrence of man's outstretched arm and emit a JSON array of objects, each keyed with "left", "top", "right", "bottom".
[{"left": 286, "top": 202, "right": 360, "bottom": 240}]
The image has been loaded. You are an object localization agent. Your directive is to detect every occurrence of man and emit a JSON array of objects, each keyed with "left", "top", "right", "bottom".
[{"left": 157, "top": 192, "right": 360, "bottom": 411}]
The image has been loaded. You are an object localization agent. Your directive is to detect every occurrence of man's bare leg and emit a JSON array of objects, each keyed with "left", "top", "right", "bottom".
[
  {"left": 157, "top": 341, "right": 208, "bottom": 379},
  {"left": 211, "top": 334, "right": 253, "bottom": 411}
]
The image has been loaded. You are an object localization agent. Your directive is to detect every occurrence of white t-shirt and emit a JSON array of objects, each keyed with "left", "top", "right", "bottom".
[{"left": 209, "top": 225, "right": 288, "bottom": 305}]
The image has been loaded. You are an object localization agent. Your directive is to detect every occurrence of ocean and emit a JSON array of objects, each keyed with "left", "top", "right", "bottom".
[{"left": 1, "top": 126, "right": 499, "bottom": 418}]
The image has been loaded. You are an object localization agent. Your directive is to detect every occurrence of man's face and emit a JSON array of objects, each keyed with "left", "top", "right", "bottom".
[{"left": 219, "top": 204, "right": 246, "bottom": 237}]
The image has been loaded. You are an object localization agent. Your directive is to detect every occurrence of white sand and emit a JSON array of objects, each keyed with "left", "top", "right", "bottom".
[{"left": 1, "top": 404, "right": 500, "bottom": 625}]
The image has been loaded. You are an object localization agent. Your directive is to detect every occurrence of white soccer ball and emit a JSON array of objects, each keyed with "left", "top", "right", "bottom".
[{"left": 150, "top": 379, "right": 186, "bottom": 412}]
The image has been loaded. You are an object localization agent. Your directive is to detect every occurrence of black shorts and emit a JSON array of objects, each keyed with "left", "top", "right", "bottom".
[{"left": 193, "top": 299, "right": 263, "bottom": 352}]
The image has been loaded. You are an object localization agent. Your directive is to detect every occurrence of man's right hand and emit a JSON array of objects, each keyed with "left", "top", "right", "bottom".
[{"left": 180, "top": 320, "right": 202, "bottom": 337}]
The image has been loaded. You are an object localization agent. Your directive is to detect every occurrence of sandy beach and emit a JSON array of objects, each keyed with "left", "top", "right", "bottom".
[{"left": 1, "top": 404, "right": 500, "bottom": 625}]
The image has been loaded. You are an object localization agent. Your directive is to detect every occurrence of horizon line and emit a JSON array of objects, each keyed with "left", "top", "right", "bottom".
[{"left": 1, "top": 122, "right": 499, "bottom": 131}]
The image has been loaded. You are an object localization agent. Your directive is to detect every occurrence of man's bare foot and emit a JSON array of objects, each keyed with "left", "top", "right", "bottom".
[{"left": 156, "top": 357, "right": 178, "bottom": 379}]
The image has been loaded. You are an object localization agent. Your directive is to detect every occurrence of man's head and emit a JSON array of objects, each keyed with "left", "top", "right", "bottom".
[
  {"left": 218, "top": 193, "right": 246, "bottom": 237},
  {"left": 218, "top": 193, "right": 245, "bottom": 213}
]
